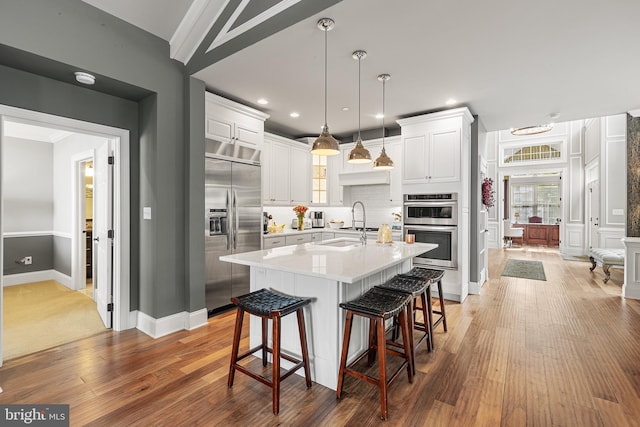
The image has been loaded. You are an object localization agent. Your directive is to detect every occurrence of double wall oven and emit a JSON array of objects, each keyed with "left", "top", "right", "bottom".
[{"left": 403, "top": 193, "right": 458, "bottom": 269}]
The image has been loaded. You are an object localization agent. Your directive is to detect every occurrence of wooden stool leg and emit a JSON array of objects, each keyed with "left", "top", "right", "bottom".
[
  {"left": 426, "top": 289, "right": 434, "bottom": 350},
  {"left": 296, "top": 308, "right": 312, "bottom": 388},
  {"left": 228, "top": 306, "right": 244, "bottom": 388},
  {"left": 437, "top": 280, "right": 447, "bottom": 332},
  {"left": 367, "top": 318, "right": 377, "bottom": 366},
  {"left": 261, "top": 317, "right": 268, "bottom": 367},
  {"left": 406, "top": 298, "right": 416, "bottom": 375},
  {"left": 337, "top": 311, "right": 354, "bottom": 399},
  {"left": 377, "top": 316, "right": 388, "bottom": 420},
  {"left": 398, "top": 309, "right": 413, "bottom": 383},
  {"left": 272, "top": 315, "right": 281, "bottom": 415}
]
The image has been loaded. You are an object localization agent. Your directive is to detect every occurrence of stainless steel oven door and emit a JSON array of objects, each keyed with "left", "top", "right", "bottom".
[
  {"left": 404, "top": 224, "right": 457, "bottom": 269},
  {"left": 403, "top": 200, "right": 458, "bottom": 226}
]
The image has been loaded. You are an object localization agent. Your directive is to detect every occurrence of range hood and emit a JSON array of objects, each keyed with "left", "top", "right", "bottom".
[{"left": 339, "top": 170, "right": 390, "bottom": 186}]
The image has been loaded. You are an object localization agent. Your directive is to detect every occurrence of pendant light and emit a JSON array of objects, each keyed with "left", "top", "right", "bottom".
[
  {"left": 311, "top": 18, "right": 340, "bottom": 156},
  {"left": 373, "top": 73, "right": 394, "bottom": 170},
  {"left": 348, "top": 50, "right": 372, "bottom": 164}
]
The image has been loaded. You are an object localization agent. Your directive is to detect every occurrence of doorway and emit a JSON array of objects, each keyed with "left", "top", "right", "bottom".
[{"left": 0, "top": 105, "right": 131, "bottom": 366}]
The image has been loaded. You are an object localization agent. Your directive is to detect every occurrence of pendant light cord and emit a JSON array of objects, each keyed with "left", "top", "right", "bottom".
[
  {"left": 381, "top": 77, "right": 386, "bottom": 149},
  {"left": 324, "top": 26, "right": 328, "bottom": 128},
  {"left": 357, "top": 55, "right": 361, "bottom": 140}
]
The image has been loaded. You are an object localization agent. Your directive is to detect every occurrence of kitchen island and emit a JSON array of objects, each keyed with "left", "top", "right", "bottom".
[{"left": 220, "top": 238, "right": 436, "bottom": 390}]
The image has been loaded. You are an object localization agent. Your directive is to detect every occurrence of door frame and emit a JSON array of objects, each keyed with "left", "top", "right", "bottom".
[
  {"left": 0, "top": 105, "right": 131, "bottom": 366},
  {"left": 73, "top": 151, "right": 96, "bottom": 292}
]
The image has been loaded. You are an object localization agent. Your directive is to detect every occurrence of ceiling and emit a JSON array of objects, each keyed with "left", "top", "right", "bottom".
[{"left": 81, "top": 0, "right": 640, "bottom": 140}]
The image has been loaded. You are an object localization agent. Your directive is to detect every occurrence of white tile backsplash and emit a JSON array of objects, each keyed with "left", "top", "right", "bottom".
[{"left": 264, "top": 184, "right": 402, "bottom": 230}]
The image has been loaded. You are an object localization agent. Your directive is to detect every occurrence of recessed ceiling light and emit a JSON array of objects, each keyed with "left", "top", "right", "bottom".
[
  {"left": 549, "top": 112, "right": 560, "bottom": 120},
  {"left": 290, "top": 112, "right": 300, "bottom": 118},
  {"left": 446, "top": 98, "right": 457, "bottom": 105},
  {"left": 74, "top": 71, "right": 95, "bottom": 85},
  {"left": 342, "top": 107, "right": 350, "bottom": 111},
  {"left": 375, "top": 113, "right": 384, "bottom": 119},
  {"left": 257, "top": 98, "right": 268, "bottom": 105}
]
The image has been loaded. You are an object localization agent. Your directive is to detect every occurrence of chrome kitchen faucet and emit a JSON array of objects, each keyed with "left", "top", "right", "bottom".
[{"left": 352, "top": 200, "right": 367, "bottom": 245}]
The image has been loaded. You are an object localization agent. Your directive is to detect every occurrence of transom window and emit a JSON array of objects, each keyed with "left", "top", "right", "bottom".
[
  {"left": 502, "top": 142, "right": 563, "bottom": 166},
  {"left": 312, "top": 154, "right": 327, "bottom": 204}
]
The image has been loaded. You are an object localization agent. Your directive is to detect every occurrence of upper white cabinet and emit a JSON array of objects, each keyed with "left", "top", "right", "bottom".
[
  {"left": 398, "top": 108, "right": 473, "bottom": 185},
  {"left": 205, "top": 92, "right": 269, "bottom": 150},
  {"left": 263, "top": 133, "right": 311, "bottom": 205}
]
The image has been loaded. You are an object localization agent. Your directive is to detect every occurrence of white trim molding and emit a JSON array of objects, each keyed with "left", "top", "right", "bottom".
[
  {"left": 622, "top": 237, "right": 640, "bottom": 300},
  {"left": 136, "top": 309, "right": 208, "bottom": 339},
  {"left": 3, "top": 270, "right": 71, "bottom": 289}
]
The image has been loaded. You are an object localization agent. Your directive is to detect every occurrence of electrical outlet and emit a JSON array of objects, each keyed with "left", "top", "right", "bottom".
[{"left": 24, "top": 256, "right": 32, "bottom": 265}]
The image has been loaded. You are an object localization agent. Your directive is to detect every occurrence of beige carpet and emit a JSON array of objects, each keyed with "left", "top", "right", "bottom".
[{"left": 3, "top": 280, "right": 107, "bottom": 360}]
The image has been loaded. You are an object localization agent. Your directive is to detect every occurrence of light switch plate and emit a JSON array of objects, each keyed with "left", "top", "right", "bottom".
[
  {"left": 143, "top": 207, "right": 152, "bottom": 220},
  {"left": 612, "top": 209, "right": 624, "bottom": 215}
]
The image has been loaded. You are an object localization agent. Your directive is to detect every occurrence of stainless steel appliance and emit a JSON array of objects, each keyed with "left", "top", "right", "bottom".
[
  {"left": 403, "top": 193, "right": 458, "bottom": 269},
  {"left": 310, "top": 211, "right": 325, "bottom": 228},
  {"left": 205, "top": 154, "right": 261, "bottom": 315}
]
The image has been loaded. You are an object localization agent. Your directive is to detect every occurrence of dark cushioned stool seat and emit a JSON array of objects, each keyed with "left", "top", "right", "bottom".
[
  {"left": 228, "top": 288, "right": 311, "bottom": 415},
  {"left": 337, "top": 287, "right": 413, "bottom": 421},
  {"left": 402, "top": 267, "right": 448, "bottom": 334},
  {"left": 376, "top": 274, "right": 433, "bottom": 373}
]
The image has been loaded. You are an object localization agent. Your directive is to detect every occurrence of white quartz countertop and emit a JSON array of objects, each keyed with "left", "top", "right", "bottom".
[
  {"left": 263, "top": 227, "right": 402, "bottom": 238},
  {"left": 220, "top": 239, "right": 436, "bottom": 283}
]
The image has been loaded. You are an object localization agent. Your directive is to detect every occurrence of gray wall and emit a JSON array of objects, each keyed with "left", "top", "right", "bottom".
[
  {"left": 0, "top": 0, "right": 205, "bottom": 318},
  {"left": 3, "top": 236, "right": 53, "bottom": 275}
]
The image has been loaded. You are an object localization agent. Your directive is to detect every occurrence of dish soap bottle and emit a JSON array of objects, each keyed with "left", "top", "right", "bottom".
[{"left": 377, "top": 224, "right": 392, "bottom": 244}]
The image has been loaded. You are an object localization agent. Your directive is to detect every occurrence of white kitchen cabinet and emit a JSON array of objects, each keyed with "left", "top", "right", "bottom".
[
  {"left": 321, "top": 232, "right": 335, "bottom": 240},
  {"left": 398, "top": 108, "right": 473, "bottom": 185},
  {"left": 310, "top": 232, "right": 322, "bottom": 242},
  {"left": 263, "top": 133, "right": 311, "bottom": 205},
  {"left": 205, "top": 92, "right": 268, "bottom": 150},
  {"left": 285, "top": 233, "right": 312, "bottom": 245},
  {"left": 328, "top": 152, "right": 343, "bottom": 206},
  {"left": 263, "top": 235, "right": 286, "bottom": 249},
  {"left": 290, "top": 143, "right": 312, "bottom": 205}
]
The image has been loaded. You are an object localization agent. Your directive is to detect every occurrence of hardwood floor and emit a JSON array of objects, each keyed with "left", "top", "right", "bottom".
[{"left": 2, "top": 246, "right": 640, "bottom": 426}]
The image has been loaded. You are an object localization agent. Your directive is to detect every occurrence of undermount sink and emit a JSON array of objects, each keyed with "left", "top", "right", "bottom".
[{"left": 317, "top": 238, "right": 362, "bottom": 248}]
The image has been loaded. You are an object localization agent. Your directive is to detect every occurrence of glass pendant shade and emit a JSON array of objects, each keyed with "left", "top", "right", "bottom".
[
  {"left": 348, "top": 50, "right": 371, "bottom": 164},
  {"left": 311, "top": 18, "right": 339, "bottom": 157},
  {"left": 373, "top": 73, "right": 394, "bottom": 170},
  {"left": 312, "top": 125, "right": 340, "bottom": 155}
]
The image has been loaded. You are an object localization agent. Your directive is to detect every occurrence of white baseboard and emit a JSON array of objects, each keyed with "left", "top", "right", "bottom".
[
  {"left": 2, "top": 270, "right": 71, "bottom": 287},
  {"left": 136, "top": 309, "right": 208, "bottom": 339},
  {"left": 187, "top": 308, "right": 208, "bottom": 330}
]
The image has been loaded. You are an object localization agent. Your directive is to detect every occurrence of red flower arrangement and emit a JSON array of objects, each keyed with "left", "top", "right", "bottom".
[
  {"left": 293, "top": 205, "right": 308, "bottom": 216},
  {"left": 482, "top": 178, "right": 495, "bottom": 208}
]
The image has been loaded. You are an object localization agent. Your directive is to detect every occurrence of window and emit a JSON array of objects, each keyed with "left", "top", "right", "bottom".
[
  {"left": 312, "top": 154, "right": 327, "bottom": 204},
  {"left": 511, "top": 182, "right": 560, "bottom": 224},
  {"left": 501, "top": 142, "right": 564, "bottom": 167}
]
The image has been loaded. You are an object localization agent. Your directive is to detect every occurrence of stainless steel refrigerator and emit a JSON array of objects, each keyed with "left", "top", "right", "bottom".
[{"left": 205, "top": 155, "right": 261, "bottom": 314}]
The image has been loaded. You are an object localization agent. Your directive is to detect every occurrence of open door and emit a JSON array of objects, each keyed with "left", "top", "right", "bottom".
[
  {"left": 94, "top": 141, "right": 113, "bottom": 328},
  {"left": 588, "top": 181, "right": 600, "bottom": 249}
]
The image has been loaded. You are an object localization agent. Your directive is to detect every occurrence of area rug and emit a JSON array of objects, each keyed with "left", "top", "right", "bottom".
[{"left": 501, "top": 259, "right": 547, "bottom": 281}]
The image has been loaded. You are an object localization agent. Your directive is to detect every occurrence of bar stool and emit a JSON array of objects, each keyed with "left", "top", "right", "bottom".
[
  {"left": 403, "top": 267, "right": 448, "bottom": 333},
  {"left": 337, "top": 287, "right": 413, "bottom": 421},
  {"left": 376, "top": 274, "right": 433, "bottom": 374},
  {"left": 227, "top": 288, "right": 312, "bottom": 415}
]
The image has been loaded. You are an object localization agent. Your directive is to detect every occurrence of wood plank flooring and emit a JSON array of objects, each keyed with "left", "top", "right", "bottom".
[{"left": 2, "top": 246, "right": 640, "bottom": 426}]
